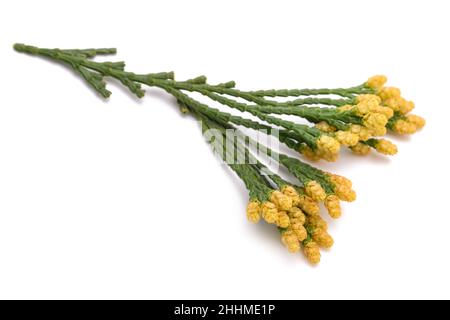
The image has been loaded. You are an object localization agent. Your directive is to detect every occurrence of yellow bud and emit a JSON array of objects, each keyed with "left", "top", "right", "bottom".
[
  {"left": 288, "top": 207, "right": 306, "bottom": 224},
  {"left": 375, "top": 139, "right": 398, "bottom": 155},
  {"left": 355, "top": 101, "right": 370, "bottom": 115},
  {"left": 293, "top": 225, "right": 307, "bottom": 242},
  {"left": 355, "top": 94, "right": 382, "bottom": 116},
  {"left": 307, "top": 215, "right": 328, "bottom": 231},
  {"left": 406, "top": 114, "right": 425, "bottom": 129},
  {"left": 276, "top": 211, "right": 290, "bottom": 228},
  {"left": 303, "top": 241, "right": 321, "bottom": 264},
  {"left": 373, "top": 126, "right": 387, "bottom": 136},
  {"left": 270, "top": 190, "right": 292, "bottom": 211},
  {"left": 350, "top": 142, "right": 371, "bottom": 155},
  {"left": 363, "top": 113, "right": 388, "bottom": 136},
  {"left": 328, "top": 174, "right": 352, "bottom": 188},
  {"left": 366, "top": 75, "right": 387, "bottom": 90},
  {"left": 376, "top": 106, "right": 394, "bottom": 119},
  {"left": 391, "top": 119, "right": 417, "bottom": 134},
  {"left": 281, "top": 230, "right": 300, "bottom": 253},
  {"left": 305, "top": 181, "right": 327, "bottom": 202},
  {"left": 378, "top": 87, "right": 401, "bottom": 100},
  {"left": 261, "top": 201, "right": 278, "bottom": 224},
  {"left": 334, "top": 185, "right": 357, "bottom": 202},
  {"left": 282, "top": 186, "right": 300, "bottom": 206},
  {"left": 312, "top": 229, "right": 334, "bottom": 249},
  {"left": 383, "top": 97, "right": 402, "bottom": 112},
  {"left": 246, "top": 200, "right": 261, "bottom": 223},
  {"left": 349, "top": 124, "right": 372, "bottom": 141},
  {"left": 315, "top": 121, "right": 337, "bottom": 133},
  {"left": 335, "top": 130, "right": 359, "bottom": 147},
  {"left": 325, "top": 195, "right": 342, "bottom": 219},
  {"left": 357, "top": 94, "right": 382, "bottom": 104},
  {"left": 398, "top": 99, "right": 415, "bottom": 114},
  {"left": 316, "top": 135, "right": 341, "bottom": 162},
  {"left": 297, "top": 195, "right": 320, "bottom": 216}
]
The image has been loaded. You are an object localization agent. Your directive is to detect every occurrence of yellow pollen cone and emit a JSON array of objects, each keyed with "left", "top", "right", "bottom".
[
  {"left": 325, "top": 195, "right": 342, "bottom": 218},
  {"left": 305, "top": 181, "right": 326, "bottom": 202},
  {"left": 303, "top": 241, "right": 321, "bottom": 264},
  {"left": 246, "top": 200, "right": 261, "bottom": 223},
  {"left": 366, "top": 75, "right": 387, "bottom": 90},
  {"left": 350, "top": 142, "right": 371, "bottom": 155},
  {"left": 261, "top": 201, "right": 278, "bottom": 224}
]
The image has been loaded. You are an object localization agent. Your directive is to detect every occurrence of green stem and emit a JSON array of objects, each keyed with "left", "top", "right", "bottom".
[{"left": 247, "top": 85, "right": 373, "bottom": 98}]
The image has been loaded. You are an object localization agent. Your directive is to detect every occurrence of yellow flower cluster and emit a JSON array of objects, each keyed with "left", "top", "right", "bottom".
[
  {"left": 247, "top": 189, "right": 304, "bottom": 230},
  {"left": 248, "top": 76, "right": 424, "bottom": 264},
  {"left": 244, "top": 76, "right": 424, "bottom": 264},
  {"left": 330, "top": 93, "right": 396, "bottom": 155},
  {"left": 374, "top": 138, "right": 398, "bottom": 155},
  {"left": 350, "top": 142, "right": 371, "bottom": 155},
  {"left": 280, "top": 207, "right": 309, "bottom": 253},
  {"left": 356, "top": 94, "right": 394, "bottom": 119},
  {"left": 348, "top": 124, "right": 372, "bottom": 141},
  {"left": 366, "top": 75, "right": 387, "bottom": 90},
  {"left": 259, "top": 190, "right": 295, "bottom": 227},
  {"left": 334, "top": 130, "right": 360, "bottom": 147},
  {"left": 307, "top": 214, "right": 328, "bottom": 231},
  {"left": 328, "top": 174, "right": 357, "bottom": 202},
  {"left": 303, "top": 241, "right": 321, "bottom": 264},
  {"left": 261, "top": 201, "right": 278, "bottom": 224},
  {"left": 257, "top": 187, "right": 307, "bottom": 254},
  {"left": 301, "top": 216, "right": 334, "bottom": 264},
  {"left": 366, "top": 75, "right": 425, "bottom": 135},
  {"left": 299, "top": 135, "right": 341, "bottom": 162},
  {"left": 281, "top": 185, "right": 300, "bottom": 205},
  {"left": 269, "top": 190, "right": 292, "bottom": 211},
  {"left": 278, "top": 188, "right": 324, "bottom": 260},
  {"left": 305, "top": 180, "right": 326, "bottom": 201},
  {"left": 391, "top": 114, "right": 426, "bottom": 134},
  {"left": 338, "top": 95, "right": 392, "bottom": 137},
  {"left": 263, "top": 180, "right": 353, "bottom": 263},
  {"left": 324, "top": 195, "right": 341, "bottom": 218},
  {"left": 406, "top": 114, "right": 426, "bottom": 129},
  {"left": 246, "top": 200, "right": 261, "bottom": 223},
  {"left": 282, "top": 185, "right": 320, "bottom": 217},
  {"left": 377, "top": 87, "right": 415, "bottom": 115},
  {"left": 281, "top": 229, "right": 301, "bottom": 253},
  {"left": 316, "top": 135, "right": 341, "bottom": 162},
  {"left": 297, "top": 193, "right": 321, "bottom": 216},
  {"left": 362, "top": 112, "right": 389, "bottom": 136},
  {"left": 310, "top": 223, "right": 334, "bottom": 249}
]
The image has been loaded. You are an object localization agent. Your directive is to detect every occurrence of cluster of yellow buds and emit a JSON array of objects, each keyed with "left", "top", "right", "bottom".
[
  {"left": 390, "top": 114, "right": 426, "bottom": 134},
  {"left": 366, "top": 75, "right": 425, "bottom": 135},
  {"left": 245, "top": 176, "right": 355, "bottom": 264},
  {"left": 245, "top": 190, "right": 294, "bottom": 228},
  {"left": 299, "top": 135, "right": 342, "bottom": 162},
  {"left": 338, "top": 95, "right": 391, "bottom": 138},
  {"left": 305, "top": 181, "right": 327, "bottom": 201},
  {"left": 280, "top": 207, "right": 308, "bottom": 253},
  {"left": 303, "top": 75, "right": 424, "bottom": 159},
  {"left": 315, "top": 135, "right": 341, "bottom": 162},
  {"left": 283, "top": 185, "right": 336, "bottom": 264},
  {"left": 328, "top": 174, "right": 356, "bottom": 202},
  {"left": 338, "top": 75, "right": 425, "bottom": 156}
]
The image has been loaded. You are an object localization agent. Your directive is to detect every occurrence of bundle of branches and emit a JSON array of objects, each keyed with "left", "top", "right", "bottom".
[{"left": 14, "top": 43, "right": 425, "bottom": 263}]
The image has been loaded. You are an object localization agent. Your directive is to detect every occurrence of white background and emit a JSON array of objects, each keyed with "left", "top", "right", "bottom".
[{"left": 0, "top": 0, "right": 449, "bottom": 299}]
